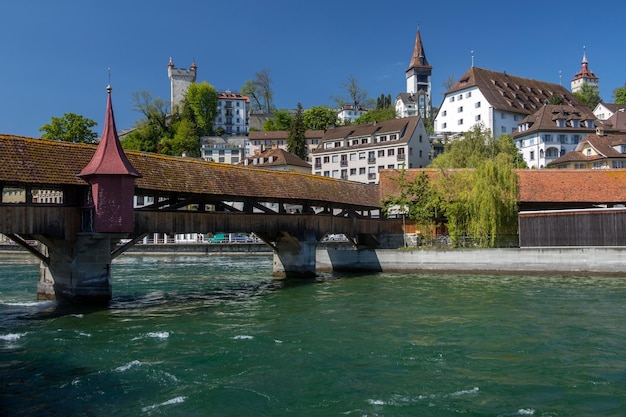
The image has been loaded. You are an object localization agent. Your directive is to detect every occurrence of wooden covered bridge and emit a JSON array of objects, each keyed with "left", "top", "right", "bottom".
[{"left": 0, "top": 90, "right": 401, "bottom": 302}]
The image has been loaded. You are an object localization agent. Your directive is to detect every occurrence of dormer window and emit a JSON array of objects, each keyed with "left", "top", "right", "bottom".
[{"left": 556, "top": 119, "right": 566, "bottom": 128}]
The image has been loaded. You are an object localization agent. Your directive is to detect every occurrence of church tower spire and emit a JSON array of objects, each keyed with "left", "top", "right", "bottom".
[
  {"left": 406, "top": 28, "right": 432, "bottom": 117},
  {"left": 571, "top": 47, "right": 599, "bottom": 93}
]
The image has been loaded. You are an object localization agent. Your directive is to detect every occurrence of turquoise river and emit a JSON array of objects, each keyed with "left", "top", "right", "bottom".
[{"left": 0, "top": 252, "right": 625, "bottom": 416}]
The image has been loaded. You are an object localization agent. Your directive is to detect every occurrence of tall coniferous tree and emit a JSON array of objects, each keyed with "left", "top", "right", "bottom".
[{"left": 287, "top": 103, "right": 307, "bottom": 160}]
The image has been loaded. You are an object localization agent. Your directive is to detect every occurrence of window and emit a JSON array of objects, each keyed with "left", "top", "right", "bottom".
[
  {"left": 442, "top": 110, "right": 447, "bottom": 116},
  {"left": 458, "top": 119, "right": 463, "bottom": 125},
  {"left": 466, "top": 91, "right": 472, "bottom": 98},
  {"left": 543, "top": 134, "right": 553, "bottom": 143},
  {"left": 349, "top": 153, "right": 357, "bottom": 161},
  {"left": 359, "top": 167, "right": 366, "bottom": 175},
  {"left": 475, "top": 101, "right": 481, "bottom": 108},
  {"left": 387, "top": 149, "right": 395, "bottom": 156},
  {"left": 586, "top": 149, "right": 592, "bottom": 156},
  {"left": 501, "top": 112, "right": 506, "bottom": 119},
  {"left": 361, "top": 138, "right": 368, "bottom": 144},
  {"left": 390, "top": 134, "right": 397, "bottom": 140},
  {"left": 387, "top": 164, "right": 394, "bottom": 169},
  {"left": 457, "top": 94, "right": 463, "bottom": 100},
  {"left": 419, "top": 149, "right": 423, "bottom": 158},
  {"left": 530, "top": 151, "right": 535, "bottom": 160},
  {"left": 359, "top": 152, "right": 366, "bottom": 159},
  {"left": 377, "top": 150, "right": 385, "bottom": 157},
  {"left": 613, "top": 161, "right": 626, "bottom": 168},
  {"left": 349, "top": 168, "right": 357, "bottom": 175},
  {"left": 475, "top": 115, "right": 481, "bottom": 121},
  {"left": 442, "top": 123, "right": 447, "bottom": 129},
  {"left": 332, "top": 155, "right": 339, "bottom": 163},
  {"left": 419, "top": 135, "right": 423, "bottom": 143},
  {"left": 458, "top": 106, "right": 463, "bottom": 113},
  {"left": 323, "top": 156, "right": 330, "bottom": 163},
  {"left": 449, "top": 96, "right": 455, "bottom": 102},
  {"left": 501, "top": 126, "right": 506, "bottom": 133}
]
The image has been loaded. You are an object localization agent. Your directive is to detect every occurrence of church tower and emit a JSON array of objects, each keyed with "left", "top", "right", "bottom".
[
  {"left": 571, "top": 48, "right": 598, "bottom": 93},
  {"left": 168, "top": 57, "right": 197, "bottom": 110},
  {"left": 406, "top": 29, "right": 432, "bottom": 117}
]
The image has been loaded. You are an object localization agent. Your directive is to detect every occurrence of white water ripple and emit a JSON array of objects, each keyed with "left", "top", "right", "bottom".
[{"left": 141, "top": 396, "right": 187, "bottom": 412}]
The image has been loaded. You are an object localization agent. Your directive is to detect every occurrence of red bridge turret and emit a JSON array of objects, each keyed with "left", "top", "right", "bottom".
[{"left": 78, "top": 85, "right": 142, "bottom": 233}]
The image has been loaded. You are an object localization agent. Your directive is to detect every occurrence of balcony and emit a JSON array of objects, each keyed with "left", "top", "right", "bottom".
[
  {"left": 396, "top": 153, "right": 406, "bottom": 161},
  {"left": 340, "top": 160, "right": 348, "bottom": 167},
  {"left": 368, "top": 157, "right": 376, "bottom": 164},
  {"left": 314, "top": 163, "right": 322, "bottom": 170},
  {"left": 367, "top": 173, "right": 377, "bottom": 180}
]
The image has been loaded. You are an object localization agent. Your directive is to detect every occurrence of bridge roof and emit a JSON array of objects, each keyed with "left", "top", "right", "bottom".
[{"left": 0, "top": 134, "right": 381, "bottom": 209}]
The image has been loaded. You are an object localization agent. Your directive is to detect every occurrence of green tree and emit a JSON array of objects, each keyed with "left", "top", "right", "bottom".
[
  {"left": 241, "top": 68, "right": 273, "bottom": 113},
  {"left": 354, "top": 107, "right": 396, "bottom": 124},
  {"left": 385, "top": 125, "right": 520, "bottom": 248},
  {"left": 303, "top": 106, "right": 338, "bottom": 130},
  {"left": 123, "top": 90, "right": 173, "bottom": 152},
  {"left": 573, "top": 83, "right": 602, "bottom": 110},
  {"left": 613, "top": 84, "right": 626, "bottom": 105},
  {"left": 183, "top": 81, "right": 218, "bottom": 136},
  {"left": 382, "top": 169, "right": 438, "bottom": 240},
  {"left": 263, "top": 109, "right": 293, "bottom": 131},
  {"left": 287, "top": 103, "right": 307, "bottom": 159},
  {"left": 168, "top": 118, "right": 200, "bottom": 157},
  {"left": 376, "top": 94, "right": 392, "bottom": 109},
  {"left": 39, "top": 113, "right": 98, "bottom": 143}
]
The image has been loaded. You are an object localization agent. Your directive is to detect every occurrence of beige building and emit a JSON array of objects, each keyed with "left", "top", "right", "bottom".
[{"left": 311, "top": 116, "right": 431, "bottom": 184}]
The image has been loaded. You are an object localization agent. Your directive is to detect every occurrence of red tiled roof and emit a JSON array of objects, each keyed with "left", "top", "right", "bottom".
[
  {"left": 240, "top": 148, "right": 311, "bottom": 169},
  {"left": 379, "top": 168, "right": 626, "bottom": 205},
  {"left": 315, "top": 117, "right": 419, "bottom": 146},
  {"left": 448, "top": 67, "right": 583, "bottom": 115},
  {"left": 513, "top": 104, "right": 596, "bottom": 138},
  {"left": 0, "top": 134, "right": 380, "bottom": 209},
  {"left": 78, "top": 90, "right": 142, "bottom": 178}
]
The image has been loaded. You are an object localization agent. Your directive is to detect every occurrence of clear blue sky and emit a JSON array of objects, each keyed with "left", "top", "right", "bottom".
[{"left": 2, "top": 0, "right": 624, "bottom": 138}]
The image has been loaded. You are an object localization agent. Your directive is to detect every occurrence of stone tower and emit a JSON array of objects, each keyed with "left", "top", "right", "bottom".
[
  {"left": 571, "top": 48, "right": 599, "bottom": 93},
  {"left": 406, "top": 29, "right": 432, "bottom": 117},
  {"left": 168, "top": 57, "right": 197, "bottom": 109}
]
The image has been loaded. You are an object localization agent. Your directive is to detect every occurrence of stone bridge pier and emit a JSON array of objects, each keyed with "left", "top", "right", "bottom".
[
  {"left": 35, "top": 233, "right": 123, "bottom": 302},
  {"left": 256, "top": 230, "right": 320, "bottom": 278}
]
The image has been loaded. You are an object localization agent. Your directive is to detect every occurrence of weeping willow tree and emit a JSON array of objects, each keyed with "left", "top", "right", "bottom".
[
  {"left": 384, "top": 124, "right": 522, "bottom": 248},
  {"left": 430, "top": 125, "right": 521, "bottom": 247}
]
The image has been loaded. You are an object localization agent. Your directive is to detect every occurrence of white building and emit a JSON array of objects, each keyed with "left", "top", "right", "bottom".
[
  {"left": 395, "top": 29, "right": 432, "bottom": 118},
  {"left": 200, "top": 136, "right": 249, "bottom": 164},
  {"left": 594, "top": 103, "right": 626, "bottom": 120},
  {"left": 337, "top": 105, "right": 368, "bottom": 124},
  {"left": 513, "top": 104, "right": 597, "bottom": 169},
  {"left": 434, "top": 67, "right": 582, "bottom": 140},
  {"left": 311, "top": 116, "right": 431, "bottom": 184},
  {"left": 215, "top": 90, "right": 250, "bottom": 135}
]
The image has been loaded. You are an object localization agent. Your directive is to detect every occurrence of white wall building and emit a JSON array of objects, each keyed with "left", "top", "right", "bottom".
[
  {"left": 337, "top": 105, "right": 368, "bottom": 124},
  {"left": 311, "top": 116, "right": 431, "bottom": 184},
  {"left": 513, "top": 104, "right": 597, "bottom": 169},
  {"left": 434, "top": 67, "right": 582, "bottom": 140},
  {"left": 215, "top": 90, "right": 250, "bottom": 135}
]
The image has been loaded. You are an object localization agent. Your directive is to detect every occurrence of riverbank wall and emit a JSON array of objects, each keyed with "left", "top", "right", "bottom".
[
  {"left": 317, "top": 247, "right": 626, "bottom": 275},
  {"left": 3, "top": 243, "right": 625, "bottom": 275}
]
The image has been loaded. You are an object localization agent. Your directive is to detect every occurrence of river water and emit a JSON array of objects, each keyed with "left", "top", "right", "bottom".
[{"left": 0, "top": 252, "right": 625, "bottom": 416}]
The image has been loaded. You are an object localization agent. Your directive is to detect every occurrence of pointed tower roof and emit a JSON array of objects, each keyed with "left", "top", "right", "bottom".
[
  {"left": 78, "top": 86, "right": 142, "bottom": 179},
  {"left": 572, "top": 47, "right": 598, "bottom": 81},
  {"left": 407, "top": 29, "right": 432, "bottom": 72}
]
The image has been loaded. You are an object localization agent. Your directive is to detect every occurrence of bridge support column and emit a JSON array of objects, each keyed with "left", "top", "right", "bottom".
[
  {"left": 268, "top": 231, "right": 318, "bottom": 279},
  {"left": 36, "top": 233, "right": 122, "bottom": 303}
]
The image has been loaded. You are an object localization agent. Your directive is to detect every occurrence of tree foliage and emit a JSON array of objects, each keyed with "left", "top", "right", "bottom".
[
  {"left": 183, "top": 81, "right": 218, "bottom": 136},
  {"left": 287, "top": 103, "right": 307, "bottom": 159},
  {"left": 573, "top": 83, "right": 602, "bottom": 110},
  {"left": 241, "top": 69, "right": 273, "bottom": 113},
  {"left": 384, "top": 125, "right": 522, "bottom": 248},
  {"left": 376, "top": 94, "right": 392, "bottom": 109},
  {"left": 263, "top": 109, "right": 293, "bottom": 131},
  {"left": 381, "top": 170, "right": 439, "bottom": 240},
  {"left": 613, "top": 84, "right": 626, "bottom": 105},
  {"left": 354, "top": 107, "right": 397, "bottom": 124},
  {"left": 303, "top": 106, "right": 338, "bottom": 130},
  {"left": 39, "top": 113, "right": 98, "bottom": 143}
]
